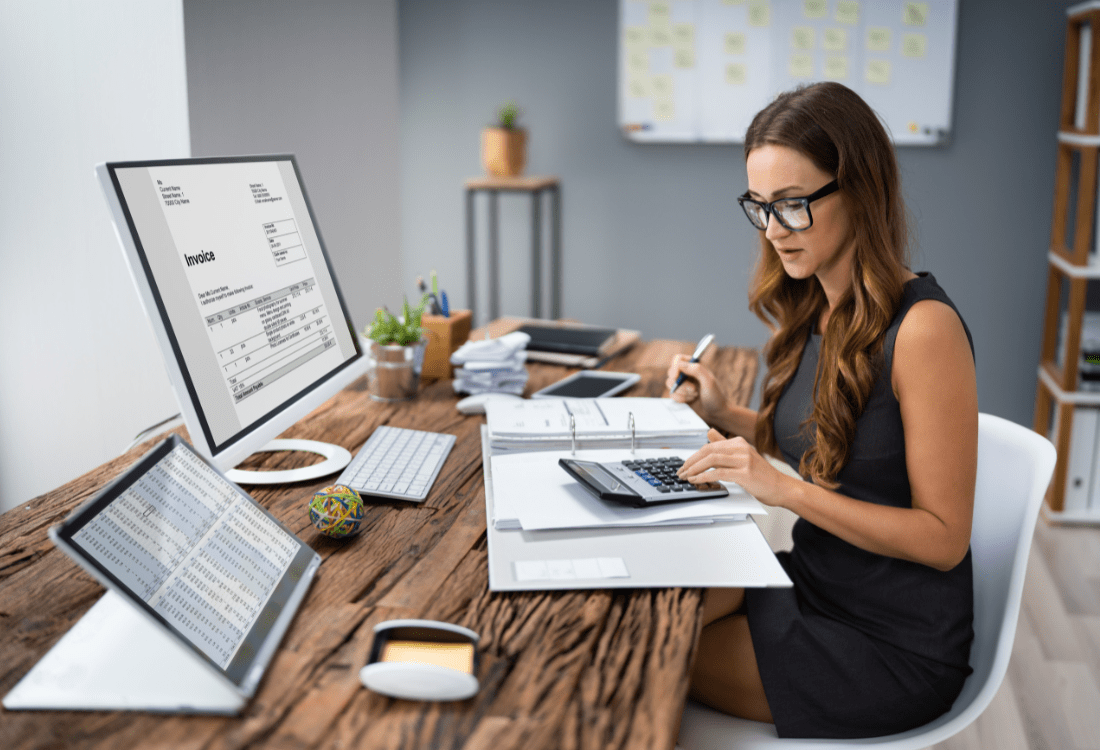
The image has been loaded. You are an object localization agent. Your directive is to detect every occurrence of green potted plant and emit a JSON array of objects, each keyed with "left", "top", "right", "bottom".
[
  {"left": 481, "top": 101, "right": 527, "bottom": 177},
  {"left": 363, "top": 295, "right": 429, "bottom": 402}
]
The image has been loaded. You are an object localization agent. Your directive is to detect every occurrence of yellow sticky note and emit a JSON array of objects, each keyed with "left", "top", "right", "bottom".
[
  {"left": 725, "top": 32, "right": 747, "bottom": 55},
  {"left": 866, "top": 27, "right": 891, "bottom": 52},
  {"left": 673, "top": 23, "right": 695, "bottom": 48},
  {"left": 628, "top": 48, "right": 649, "bottom": 73},
  {"left": 654, "top": 98, "right": 676, "bottom": 122},
  {"left": 836, "top": 0, "right": 859, "bottom": 25},
  {"left": 628, "top": 73, "right": 650, "bottom": 98},
  {"left": 650, "top": 25, "right": 672, "bottom": 46},
  {"left": 866, "top": 59, "right": 891, "bottom": 85},
  {"left": 902, "top": 33, "right": 927, "bottom": 58},
  {"left": 823, "top": 28, "right": 847, "bottom": 51},
  {"left": 789, "top": 54, "right": 814, "bottom": 78},
  {"left": 649, "top": 1, "right": 672, "bottom": 26},
  {"left": 726, "top": 63, "right": 748, "bottom": 85},
  {"left": 803, "top": 0, "right": 827, "bottom": 18},
  {"left": 903, "top": 2, "right": 929, "bottom": 26},
  {"left": 651, "top": 74, "right": 674, "bottom": 98},
  {"left": 792, "top": 26, "right": 814, "bottom": 50},
  {"left": 381, "top": 641, "right": 475, "bottom": 674},
  {"left": 624, "top": 26, "right": 647, "bottom": 49},
  {"left": 675, "top": 47, "right": 696, "bottom": 68},
  {"left": 749, "top": 0, "right": 771, "bottom": 27},
  {"left": 824, "top": 56, "right": 848, "bottom": 80}
]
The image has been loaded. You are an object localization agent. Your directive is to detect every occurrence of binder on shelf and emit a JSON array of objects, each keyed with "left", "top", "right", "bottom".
[
  {"left": 1057, "top": 311, "right": 1100, "bottom": 390},
  {"left": 1076, "top": 22, "right": 1092, "bottom": 131},
  {"left": 1065, "top": 407, "right": 1098, "bottom": 512}
]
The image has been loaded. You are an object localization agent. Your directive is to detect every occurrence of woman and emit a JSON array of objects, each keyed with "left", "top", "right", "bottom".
[{"left": 667, "top": 82, "right": 977, "bottom": 739}]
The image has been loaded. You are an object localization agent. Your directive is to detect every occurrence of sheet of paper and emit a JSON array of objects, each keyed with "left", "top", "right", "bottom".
[{"left": 491, "top": 448, "right": 766, "bottom": 531}]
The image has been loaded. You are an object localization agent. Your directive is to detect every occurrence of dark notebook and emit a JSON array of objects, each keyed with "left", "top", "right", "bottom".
[{"left": 517, "top": 324, "right": 617, "bottom": 355}]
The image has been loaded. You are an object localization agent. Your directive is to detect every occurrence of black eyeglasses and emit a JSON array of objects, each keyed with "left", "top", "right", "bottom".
[{"left": 737, "top": 180, "right": 839, "bottom": 232}]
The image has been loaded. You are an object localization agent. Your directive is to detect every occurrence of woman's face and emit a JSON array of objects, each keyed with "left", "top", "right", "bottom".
[{"left": 745, "top": 144, "right": 854, "bottom": 291}]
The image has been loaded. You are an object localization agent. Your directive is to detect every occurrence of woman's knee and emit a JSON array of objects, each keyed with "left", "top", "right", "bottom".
[{"left": 700, "top": 587, "right": 745, "bottom": 627}]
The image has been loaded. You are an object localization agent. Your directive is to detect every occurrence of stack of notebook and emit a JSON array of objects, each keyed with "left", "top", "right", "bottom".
[{"left": 514, "top": 321, "right": 640, "bottom": 369}]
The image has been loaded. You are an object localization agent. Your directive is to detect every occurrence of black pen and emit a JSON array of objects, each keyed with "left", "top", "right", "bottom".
[{"left": 670, "top": 333, "right": 715, "bottom": 395}]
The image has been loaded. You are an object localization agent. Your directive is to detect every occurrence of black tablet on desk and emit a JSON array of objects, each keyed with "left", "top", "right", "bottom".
[{"left": 517, "top": 323, "right": 617, "bottom": 355}]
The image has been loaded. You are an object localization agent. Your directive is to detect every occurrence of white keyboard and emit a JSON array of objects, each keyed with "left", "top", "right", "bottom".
[{"left": 336, "top": 426, "right": 456, "bottom": 502}]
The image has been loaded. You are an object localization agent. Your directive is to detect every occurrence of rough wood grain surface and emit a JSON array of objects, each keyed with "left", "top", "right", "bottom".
[{"left": 0, "top": 338, "right": 757, "bottom": 750}]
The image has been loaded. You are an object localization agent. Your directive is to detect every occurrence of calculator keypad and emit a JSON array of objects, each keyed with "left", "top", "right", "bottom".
[{"left": 618, "top": 457, "right": 724, "bottom": 496}]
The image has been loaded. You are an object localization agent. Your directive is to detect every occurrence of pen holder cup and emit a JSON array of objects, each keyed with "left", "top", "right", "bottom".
[
  {"left": 368, "top": 339, "right": 427, "bottom": 402},
  {"left": 421, "top": 310, "right": 472, "bottom": 380}
]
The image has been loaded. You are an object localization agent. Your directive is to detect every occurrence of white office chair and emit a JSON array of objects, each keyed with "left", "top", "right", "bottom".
[{"left": 678, "top": 412, "right": 1057, "bottom": 750}]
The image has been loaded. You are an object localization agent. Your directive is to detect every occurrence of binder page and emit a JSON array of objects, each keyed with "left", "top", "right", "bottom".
[
  {"left": 69, "top": 443, "right": 300, "bottom": 670},
  {"left": 490, "top": 448, "right": 766, "bottom": 531}
]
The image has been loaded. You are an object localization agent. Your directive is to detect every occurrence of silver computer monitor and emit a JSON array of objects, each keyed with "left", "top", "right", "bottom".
[{"left": 97, "top": 155, "right": 367, "bottom": 482}]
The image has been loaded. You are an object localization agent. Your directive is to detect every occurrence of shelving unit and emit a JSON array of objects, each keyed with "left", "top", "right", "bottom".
[{"left": 1034, "top": 1, "right": 1100, "bottom": 523}]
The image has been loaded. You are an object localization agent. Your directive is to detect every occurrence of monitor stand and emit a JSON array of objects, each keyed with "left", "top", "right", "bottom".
[
  {"left": 2, "top": 590, "right": 244, "bottom": 714},
  {"left": 225, "top": 438, "right": 352, "bottom": 485}
]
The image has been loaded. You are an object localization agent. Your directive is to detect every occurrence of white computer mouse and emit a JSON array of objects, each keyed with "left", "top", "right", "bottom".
[{"left": 456, "top": 393, "right": 523, "bottom": 415}]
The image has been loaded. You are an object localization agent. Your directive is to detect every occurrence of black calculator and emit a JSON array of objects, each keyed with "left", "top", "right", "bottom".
[{"left": 558, "top": 456, "right": 728, "bottom": 508}]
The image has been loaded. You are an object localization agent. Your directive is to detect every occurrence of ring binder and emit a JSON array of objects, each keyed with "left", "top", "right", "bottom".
[{"left": 485, "top": 398, "right": 711, "bottom": 454}]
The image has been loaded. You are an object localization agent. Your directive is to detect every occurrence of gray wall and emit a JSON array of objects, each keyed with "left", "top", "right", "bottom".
[
  {"left": 184, "top": 0, "right": 404, "bottom": 330},
  {"left": 399, "top": 0, "right": 1072, "bottom": 427}
]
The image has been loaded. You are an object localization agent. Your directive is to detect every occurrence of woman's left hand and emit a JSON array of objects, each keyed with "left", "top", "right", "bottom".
[{"left": 678, "top": 429, "right": 792, "bottom": 508}]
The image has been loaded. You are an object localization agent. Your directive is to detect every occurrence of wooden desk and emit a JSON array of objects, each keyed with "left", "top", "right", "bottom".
[{"left": 0, "top": 337, "right": 757, "bottom": 750}]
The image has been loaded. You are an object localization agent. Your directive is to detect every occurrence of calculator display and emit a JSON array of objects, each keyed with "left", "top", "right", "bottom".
[{"left": 566, "top": 460, "right": 636, "bottom": 495}]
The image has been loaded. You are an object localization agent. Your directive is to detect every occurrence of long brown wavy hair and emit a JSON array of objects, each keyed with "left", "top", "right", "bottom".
[{"left": 747, "top": 82, "right": 911, "bottom": 488}]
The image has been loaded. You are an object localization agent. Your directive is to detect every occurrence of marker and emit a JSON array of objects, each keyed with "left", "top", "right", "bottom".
[{"left": 670, "top": 333, "right": 715, "bottom": 395}]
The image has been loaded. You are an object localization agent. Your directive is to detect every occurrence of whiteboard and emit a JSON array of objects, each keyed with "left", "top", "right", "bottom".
[{"left": 618, "top": 0, "right": 959, "bottom": 146}]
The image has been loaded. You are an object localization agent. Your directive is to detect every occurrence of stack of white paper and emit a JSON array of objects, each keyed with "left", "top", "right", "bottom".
[
  {"left": 486, "top": 397, "right": 711, "bottom": 452},
  {"left": 452, "top": 331, "right": 530, "bottom": 395}
]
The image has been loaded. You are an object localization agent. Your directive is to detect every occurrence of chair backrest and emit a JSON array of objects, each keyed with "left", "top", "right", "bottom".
[
  {"left": 944, "top": 413, "right": 1056, "bottom": 731},
  {"left": 858, "top": 412, "right": 1057, "bottom": 748}
]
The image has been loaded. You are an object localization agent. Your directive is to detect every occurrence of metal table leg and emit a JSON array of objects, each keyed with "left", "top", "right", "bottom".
[{"left": 531, "top": 189, "right": 542, "bottom": 318}]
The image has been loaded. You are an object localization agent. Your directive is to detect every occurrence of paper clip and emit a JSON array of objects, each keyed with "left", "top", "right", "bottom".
[
  {"left": 570, "top": 414, "right": 577, "bottom": 456},
  {"left": 629, "top": 412, "right": 636, "bottom": 455}
]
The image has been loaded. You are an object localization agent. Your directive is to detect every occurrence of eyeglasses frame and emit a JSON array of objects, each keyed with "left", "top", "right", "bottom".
[{"left": 737, "top": 179, "right": 840, "bottom": 232}]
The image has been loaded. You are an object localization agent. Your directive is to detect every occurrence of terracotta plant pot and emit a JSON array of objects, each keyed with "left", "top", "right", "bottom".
[{"left": 481, "top": 127, "right": 527, "bottom": 177}]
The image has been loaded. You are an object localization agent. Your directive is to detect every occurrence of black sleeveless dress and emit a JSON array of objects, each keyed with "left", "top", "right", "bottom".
[{"left": 743, "top": 273, "right": 975, "bottom": 739}]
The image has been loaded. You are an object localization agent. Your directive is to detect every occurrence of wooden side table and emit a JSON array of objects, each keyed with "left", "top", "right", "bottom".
[{"left": 464, "top": 175, "right": 561, "bottom": 324}]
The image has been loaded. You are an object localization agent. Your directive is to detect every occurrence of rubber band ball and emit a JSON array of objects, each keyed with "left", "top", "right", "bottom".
[{"left": 308, "top": 484, "right": 365, "bottom": 538}]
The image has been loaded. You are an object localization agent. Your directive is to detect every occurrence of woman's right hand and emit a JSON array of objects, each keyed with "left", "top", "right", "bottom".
[{"left": 666, "top": 354, "right": 731, "bottom": 426}]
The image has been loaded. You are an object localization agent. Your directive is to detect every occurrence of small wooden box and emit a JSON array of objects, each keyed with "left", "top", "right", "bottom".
[{"left": 421, "top": 310, "right": 472, "bottom": 379}]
